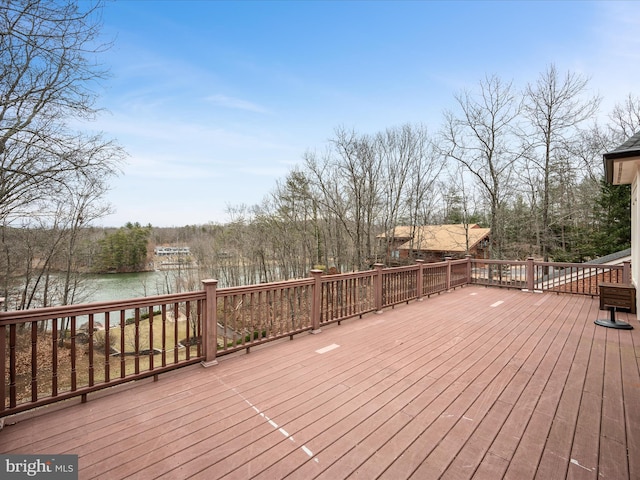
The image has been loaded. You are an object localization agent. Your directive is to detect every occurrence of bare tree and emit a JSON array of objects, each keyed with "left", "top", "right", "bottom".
[
  {"left": 571, "top": 124, "right": 609, "bottom": 183},
  {"left": 376, "top": 124, "right": 444, "bottom": 262},
  {"left": 438, "top": 164, "right": 483, "bottom": 252},
  {"left": 0, "top": 0, "right": 123, "bottom": 309},
  {"left": 0, "top": 1, "right": 119, "bottom": 220},
  {"left": 331, "top": 128, "right": 381, "bottom": 270},
  {"left": 300, "top": 124, "right": 449, "bottom": 269},
  {"left": 258, "top": 168, "right": 321, "bottom": 278},
  {"left": 441, "top": 75, "right": 522, "bottom": 258},
  {"left": 522, "top": 64, "right": 599, "bottom": 260},
  {"left": 304, "top": 128, "right": 383, "bottom": 271},
  {"left": 609, "top": 93, "right": 640, "bottom": 141}
]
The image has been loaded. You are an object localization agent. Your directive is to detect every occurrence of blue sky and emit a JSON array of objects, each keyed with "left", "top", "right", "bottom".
[{"left": 91, "top": 0, "right": 640, "bottom": 227}]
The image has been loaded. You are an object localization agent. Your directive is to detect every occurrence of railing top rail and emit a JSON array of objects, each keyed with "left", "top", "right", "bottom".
[
  {"left": 470, "top": 258, "right": 528, "bottom": 265},
  {"left": 420, "top": 260, "right": 449, "bottom": 267},
  {"left": 320, "top": 270, "right": 376, "bottom": 282},
  {"left": 534, "top": 261, "right": 622, "bottom": 269},
  {"left": 382, "top": 264, "right": 420, "bottom": 273},
  {"left": 217, "top": 277, "right": 314, "bottom": 296},
  {"left": 449, "top": 258, "right": 470, "bottom": 265},
  {"left": 419, "top": 258, "right": 468, "bottom": 268},
  {"left": 0, "top": 290, "right": 206, "bottom": 325}
]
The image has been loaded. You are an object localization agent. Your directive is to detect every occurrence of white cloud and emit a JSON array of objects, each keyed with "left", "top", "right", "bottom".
[
  {"left": 205, "top": 94, "right": 270, "bottom": 114},
  {"left": 124, "top": 153, "right": 224, "bottom": 180},
  {"left": 237, "top": 165, "right": 291, "bottom": 177}
]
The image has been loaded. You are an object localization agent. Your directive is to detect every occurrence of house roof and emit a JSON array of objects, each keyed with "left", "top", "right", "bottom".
[
  {"left": 376, "top": 225, "right": 415, "bottom": 239},
  {"left": 585, "top": 248, "right": 631, "bottom": 265},
  {"left": 384, "top": 224, "right": 491, "bottom": 253},
  {"left": 604, "top": 131, "right": 640, "bottom": 184}
]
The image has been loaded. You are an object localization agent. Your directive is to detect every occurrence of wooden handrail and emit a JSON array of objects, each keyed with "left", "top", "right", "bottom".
[{"left": 0, "top": 258, "right": 631, "bottom": 417}]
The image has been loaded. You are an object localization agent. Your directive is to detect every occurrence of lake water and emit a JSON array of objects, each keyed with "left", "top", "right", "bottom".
[
  {"left": 64, "top": 271, "right": 193, "bottom": 328},
  {"left": 82, "top": 270, "right": 188, "bottom": 304}
]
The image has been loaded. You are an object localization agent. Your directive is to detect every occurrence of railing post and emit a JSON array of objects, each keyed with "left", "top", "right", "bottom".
[
  {"left": 374, "top": 263, "right": 384, "bottom": 313},
  {"left": 527, "top": 257, "right": 535, "bottom": 291},
  {"left": 445, "top": 257, "right": 452, "bottom": 291},
  {"left": 201, "top": 279, "right": 218, "bottom": 367},
  {"left": 623, "top": 260, "right": 631, "bottom": 284},
  {"left": 416, "top": 260, "right": 424, "bottom": 301},
  {"left": 465, "top": 255, "right": 472, "bottom": 285},
  {"left": 310, "top": 269, "right": 323, "bottom": 333}
]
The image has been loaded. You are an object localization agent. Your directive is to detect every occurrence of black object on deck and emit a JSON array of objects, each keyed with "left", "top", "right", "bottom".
[{"left": 596, "top": 282, "right": 635, "bottom": 330}]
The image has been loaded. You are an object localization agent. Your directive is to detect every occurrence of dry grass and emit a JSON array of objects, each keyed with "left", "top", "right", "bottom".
[{"left": 97, "top": 316, "right": 195, "bottom": 354}]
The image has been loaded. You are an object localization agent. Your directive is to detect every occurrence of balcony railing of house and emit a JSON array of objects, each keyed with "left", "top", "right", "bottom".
[{"left": 0, "top": 256, "right": 631, "bottom": 418}]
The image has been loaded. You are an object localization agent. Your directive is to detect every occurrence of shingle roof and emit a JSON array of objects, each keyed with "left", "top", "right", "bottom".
[
  {"left": 604, "top": 131, "right": 640, "bottom": 184},
  {"left": 377, "top": 225, "right": 414, "bottom": 239},
  {"left": 606, "top": 131, "right": 640, "bottom": 156},
  {"left": 585, "top": 248, "right": 631, "bottom": 265},
  {"left": 382, "top": 224, "right": 491, "bottom": 252}
]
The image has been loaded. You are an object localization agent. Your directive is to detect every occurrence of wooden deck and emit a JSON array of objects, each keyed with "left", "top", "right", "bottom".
[{"left": 1, "top": 286, "right": 639, "bottom": 479}]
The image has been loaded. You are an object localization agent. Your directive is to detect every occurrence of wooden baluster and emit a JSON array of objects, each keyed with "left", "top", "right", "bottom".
[
  {"left": 51, "top": 318, "right": 58, "bottom": 397},
  {"left": 88, "top": 313, "right": 95, "bottom": 387},
  {"left": 104, "top": 312, "right": 110, "bottom": 383},
  {"left": 119, "top": 310, "right": 125, "bottom": 379},
  {"left": 148, "top": 306, "right": 154, "bottom": 370},
  {"left": 31, "top": 322, "right": 37, "bottom": 402},
  {"left": 173, "top": 303, "right": 179, "bottom": 364},
  {"left": 161, "top": 304, "right": 167, "bottom": 367}
]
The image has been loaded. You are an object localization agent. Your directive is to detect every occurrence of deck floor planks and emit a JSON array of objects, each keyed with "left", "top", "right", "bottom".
[
  {"left": 618, "top": 311, "right": 640, "bottom": 480},
  {"left": 252, "top": 286, "right": 524, "bottom": 475},
  {"left": 535, "top": 297, "right": 599, "bottom": 479},
  {"left": 51, "top": 378, "right": 251, "bottom": 460},
  {"left": 438, "top": 400, "right": 512, "bottom": 480},
  {"left": 0, "top": 286, "right": 639, "bottom": 480},
  {"left": 87, "top": 397, "right": 269, "bottom": 478},
  {"left": 2, "top": 369, "right": 219, "bottom": 448},
  {"left": 566, "top": 309, "right": 607, "bottom": 480},
  {"left": 160, "top": 289, "right": 502, "bottom": 478},
  {"left": 480, "top": 293, "right": 580, "bottom": 474},
  {"left": 100, "top": 306, "right": 448, "bottom": 473},
  {"left": 597, "top": 326, "right": 630, "bottom": 480},
  {"left": 250, "top": 292, "right": 500, "bottom": 478},
  {"left": 246, "top": 369, "right": 436, "bottom": 479},
  {"left": 390, "top": 297, "right": 559, "bottom": 479},
  {"left": 197, "top": 289, "right": 527, "bottom": 479},
  {"left": 104, "top": 338, "right": 396, "bottom": 478},
  {"left": 363, "top": 292, "right": 554, "bottom": 479},
  {"left": 356, "top": 298, "right": 528, "bottom": 478},
  {"left": 7, "top": 376, "right": 244, "bottom": 468},
  {"left": 414, "top": 294, "right": 580, "bottom": 478},
  {"left": 503, "top": 294, "right": 594, "bottom": 479},
  {"left": 134, "top": 291, "right": 479, "bottom": 479},
  {"left": 439, "top": 294, "right": 578, "bottom": 479},
  {"left": 114, "top": 370, "right": 356, "bottom": 478}
]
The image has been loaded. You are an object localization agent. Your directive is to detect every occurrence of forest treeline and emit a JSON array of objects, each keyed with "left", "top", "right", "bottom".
[
  {"left": 3, "top": 72, "right": 638, "bottom": 311},
  {"left": 0, "top": 1, "right": 637, "bottom": 311}
]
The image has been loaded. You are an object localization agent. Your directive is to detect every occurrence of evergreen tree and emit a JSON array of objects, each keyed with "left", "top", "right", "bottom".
[
  {"left": 594, "top": 182, "right": 631, "bottom": 256},
  {"left": 95, "top": 223, "right": 151, "bottom": 273}
]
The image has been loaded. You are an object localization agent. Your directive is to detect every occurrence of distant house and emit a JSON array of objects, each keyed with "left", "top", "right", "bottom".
[
  {"left": 378, "top": 224, "right": 491, "bottom": 263},
  {"left": 154, "top": 246, "right": 191, "bottom": 256}
]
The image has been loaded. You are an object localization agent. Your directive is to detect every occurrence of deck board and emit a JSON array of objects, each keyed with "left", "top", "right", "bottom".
[{"left": 1, "top": 286, "right": 639, "bottom": 479}]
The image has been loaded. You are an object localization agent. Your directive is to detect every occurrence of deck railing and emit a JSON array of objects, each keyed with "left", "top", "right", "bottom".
[
  {"left": 469, "top": 257, "right": 630, "bottom": 295},
  {"left": 0, "top": 256, "right": 631, "bottom": 417}
]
